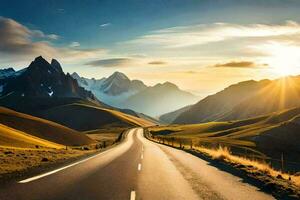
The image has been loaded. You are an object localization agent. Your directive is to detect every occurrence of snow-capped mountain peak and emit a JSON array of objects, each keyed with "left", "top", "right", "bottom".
[
  {"left": 72, "top": 71, "right": 147, "bottom": 106},
  {"left": 110, "top": 71, "right": 129, "bottom": 81},
  {"left": 100, "top": 72, "right": 131, "bottom": 95}
]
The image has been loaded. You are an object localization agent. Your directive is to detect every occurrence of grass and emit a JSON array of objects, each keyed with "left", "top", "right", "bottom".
[
  {"left": 101, "top": 106, "right": 156, "bottom": 127},
  {"left": 193, "top": 145, "right": 300, "bottom": 198},
  {"left": 195, "top": 146, "right": 299, "bottom": 185},
  {"left": 0, "top": 124, "right": 64, "bottom": 149},
  {"left": 150, "top": 107, "right": 300, "bottom": 172},
  {"left": 0, "top": 126, "right": 128, "bottom": 179},
  {"left": 0, "top": 146, "right": 96, "bottom": 178},
  {"left": 85, "top": 127, "right": 128, "bottom": 147}
]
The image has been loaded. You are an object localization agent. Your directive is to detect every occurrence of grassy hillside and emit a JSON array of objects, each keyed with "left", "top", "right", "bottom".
[
  {"left": 0, "top": 124, "right": 63, "bottom": 149},
  {"left": 174, "top": 76, "right": 300, "bottom": 124},
  {"left": 220, "top": 77, "right": 300, "bottom": 121},
  {"left": 39, "top": 103, "right": 155, "bottom": 131},
  {"left": 174, "top": 79, "right": 271, "bottom": 123},
  {"left": 0, "top": 95, "right": 155, "bottom": 130},
  {"left": 149, "top": 107, "right": 300, "bottom": 171},
  {"left": 0, "top": 107, "right": 95, "bottom": 146}
]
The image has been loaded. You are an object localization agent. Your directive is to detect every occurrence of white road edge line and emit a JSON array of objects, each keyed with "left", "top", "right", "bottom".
[
  {"left": 18, "top": 140, "right": 120, "bottom": 183},
  {"left": 130, "top": 191, "right": 136, "bottom": 200},
  {"left": 138, "top": 163, "right": 142, "bottom": 171}
]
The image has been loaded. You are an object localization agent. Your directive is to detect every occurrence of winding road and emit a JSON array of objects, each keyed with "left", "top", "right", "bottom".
[{"left": 0, "top": 128, "right": 274, "bottom": 200}]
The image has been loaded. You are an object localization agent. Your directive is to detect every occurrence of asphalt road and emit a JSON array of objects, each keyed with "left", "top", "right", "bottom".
[{"left": 0, "top": 128, "right": 274, "bottom": 200}]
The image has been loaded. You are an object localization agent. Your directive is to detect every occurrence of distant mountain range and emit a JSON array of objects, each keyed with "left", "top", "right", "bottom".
[
  {"left": 0, "top": 56, "right": 156, "bottom": 134},
  {"left": 72, "top": 72, "right": 198, "bottom": 117},
  {"left": 71, "top": 71, "right": 147, "bottom": 107},
  {"left": 168, "top": 76, "right": 300, "bottom": 124}
]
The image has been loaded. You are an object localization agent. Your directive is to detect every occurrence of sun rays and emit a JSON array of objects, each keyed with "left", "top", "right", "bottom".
[{"left": 255, "top": 76, "right": 300, "bottom": 112}]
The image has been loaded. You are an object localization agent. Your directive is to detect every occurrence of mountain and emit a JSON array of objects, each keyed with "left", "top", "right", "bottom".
[
  {"left": 122, "top": 82, "right": 198, "bottom": 117},
  {"left": 72, "top": 72, "right": 198, "bottom": 117},
  {"left": 0, "top": 56, "right": 96, "bottom": 101},
  {"left": 0, "top": 68, "right": 16, "bottom": 79},
  {"left": 0, "top": 57, "right": 155, "bottom": 133},
  {"left": 72, "top": 71, "right": 147, "bottom": 107},
  {"left": 174, "top": 76, "right": 300, "bottom": 124},
  {"left": 220, "top": 77, "right": 300, "bottom": 121}
]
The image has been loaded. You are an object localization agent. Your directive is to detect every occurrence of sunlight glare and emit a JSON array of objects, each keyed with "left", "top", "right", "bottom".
[{"left": 254, "top": 42, "right": 300, "bottom": 76}]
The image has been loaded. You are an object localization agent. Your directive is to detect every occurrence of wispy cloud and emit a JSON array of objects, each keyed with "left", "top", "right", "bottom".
[
  {"left": 31, "top": 30, "right": 59, "bottom": 40},
  {"left": 0, "top": 16, "right": 57, "bottom": 56},
  {"left": 213, "top": 61, "right": 257, "bottom": 68},
  {"left": 148, "top": 61, "right": 167, "bottom": 65},
  {"left": 85, "top": 58, "right": 132, "bottom": 67},
  {"left": 69, "top": 41, "right": 80, "bottom": 48},
  {"left": 100, "top": 23, "right": 111, "bottom": 28},
  {"left": 124, "top": 21, "right": 300, "bottom": 48},
  {"left": 56, "top": 8, "right": 65, "bottom": 14}
]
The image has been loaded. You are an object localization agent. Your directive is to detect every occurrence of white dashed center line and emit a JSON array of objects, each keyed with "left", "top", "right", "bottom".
[
  {"left": 138, "top": 163, "right": 142, "bottom": 171},
  {"left": 130, "top": 191, "right": 136, "bottom": 200},
  {"left": 141, "top": 154, "right": 143, "bottom": 159}
]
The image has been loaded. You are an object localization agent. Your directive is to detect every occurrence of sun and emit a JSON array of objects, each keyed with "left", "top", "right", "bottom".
[{"left": 254, "top": 42, "right": 300, "bottom": 76}]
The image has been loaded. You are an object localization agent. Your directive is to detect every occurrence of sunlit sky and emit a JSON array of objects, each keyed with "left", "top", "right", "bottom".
[{"left": 1, "top": 0, "right": 300, "bottom": 97}]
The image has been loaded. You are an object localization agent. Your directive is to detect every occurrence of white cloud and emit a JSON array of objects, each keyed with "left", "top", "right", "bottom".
[
  {"left": 69, "top": 41, "right": 80, "bottom": 48},
  {"left": 124, "top": 21, "right": 300, "bottom": 48},
  {"left": 85, "top": 58, "right": 132, "bottom": 67},
  {"left": 0, "top": 16, "right": 107, "bottom": 64},
  {"left": 100, "top": 23, "right": 111, "bottom": 28},
  {"left": 31, "top": 30, "right": 59, "bottom": 40}
]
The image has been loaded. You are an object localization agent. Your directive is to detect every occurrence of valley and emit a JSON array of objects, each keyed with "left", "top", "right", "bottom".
[
  {"left": 0, "top": 57, "right": 155, "bottom": 180},
  {"left": 2, "top": 2, "right": 300, "bottom": 199}
]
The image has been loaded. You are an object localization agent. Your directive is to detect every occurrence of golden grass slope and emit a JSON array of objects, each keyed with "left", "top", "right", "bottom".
[
  {"left": 40, "top": 103, "right": 155, "bottom": 131},
  {"left": 0, "top": 107, "right": 95, "bottom": 146},
  {"left": 0, "top": 124, "right": 63, "bottom": 149},
  {"left": 150, "top": 107, "right": 300, "bottom": 169},
  {"left": 103, "top": 107, "right": 155, "bottom": 127}
]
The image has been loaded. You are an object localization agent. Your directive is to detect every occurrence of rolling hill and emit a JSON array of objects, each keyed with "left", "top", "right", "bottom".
[
  {"left": 0, "top": 123, "right": 63, "bottom": 149},
  {"left": 38, "top": 103, "right": 155, "bottom": 131},
  {"left": 174, "top": 76, "right": 300, "bottom": 124},
  {"left": 150, "top": 107, "right": 300, "bottom": 171},
  {"left": 0, "top": 107, "right": 95, "bottom": 146}
]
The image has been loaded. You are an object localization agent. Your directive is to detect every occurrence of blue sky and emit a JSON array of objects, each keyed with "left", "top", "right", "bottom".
[
  {"left": 3, "top": 0, "right": 300, "bottom": 46},
  {"left": 1, "top": 0, "right": 300, "bottom": 96}
]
